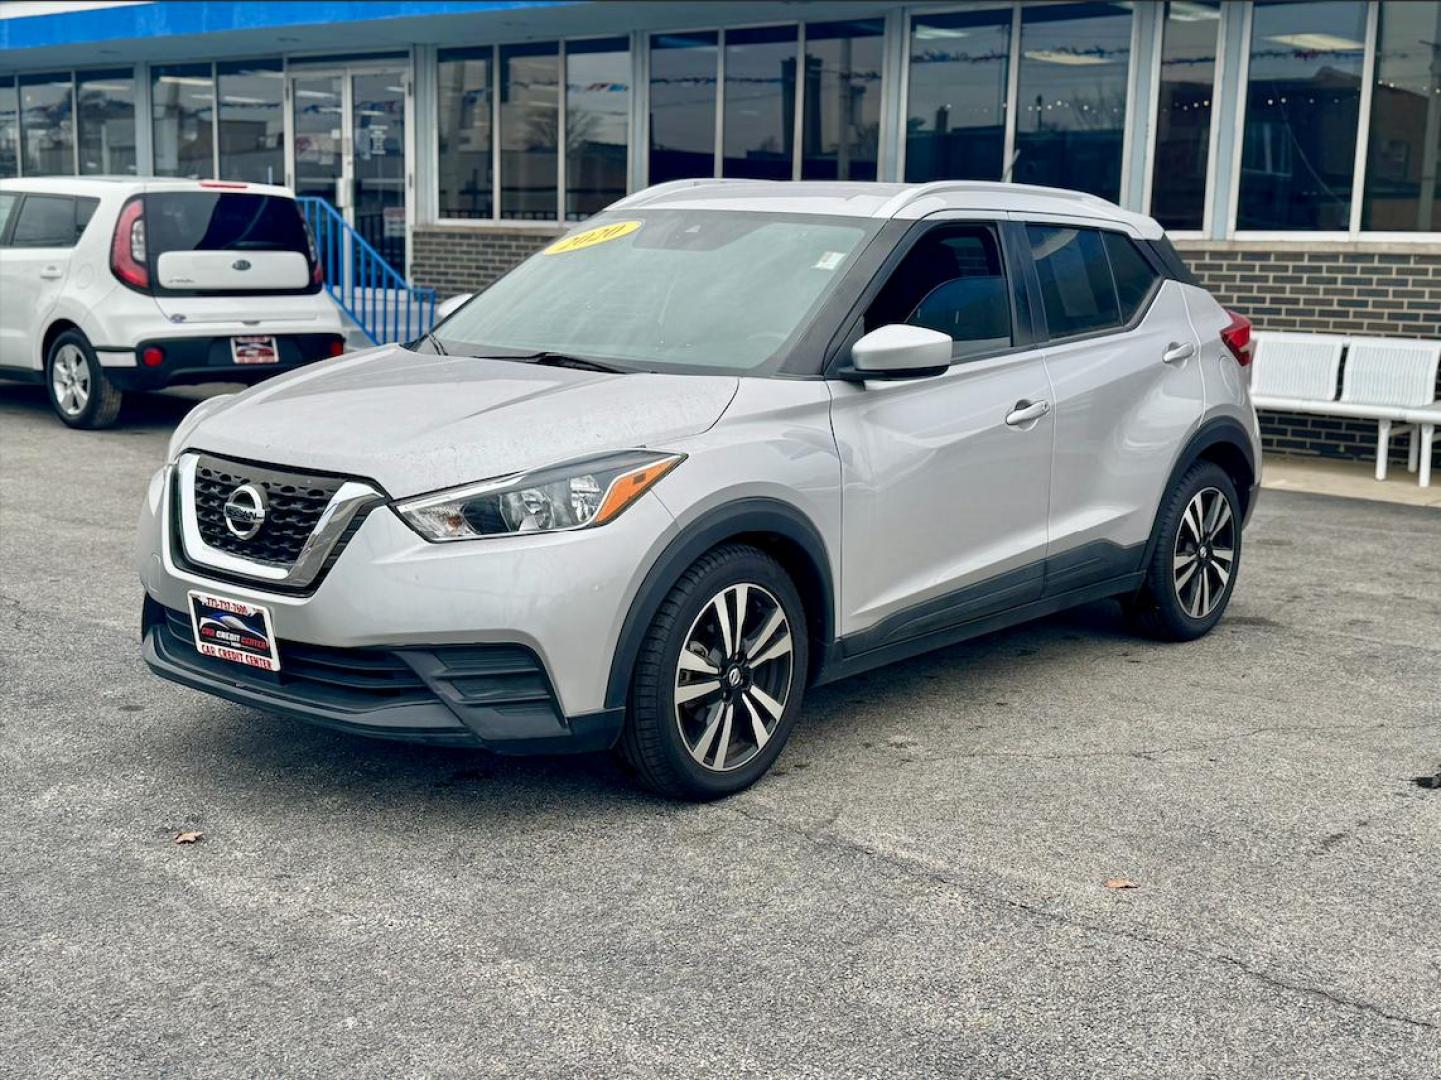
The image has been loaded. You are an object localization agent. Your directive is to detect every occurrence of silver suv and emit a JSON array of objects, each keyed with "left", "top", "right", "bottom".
[{"left": 137, "top": 180, "right": 1260, "bottom": 800}]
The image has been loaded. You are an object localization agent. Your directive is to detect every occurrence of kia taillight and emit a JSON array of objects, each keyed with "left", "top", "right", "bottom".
[
  {"left": 1220, "top": 309, "right": 1252, "bottom": 367},
  {"left": 306, "top": 225, "right": 323, "bottom": 287},
  {"left": 110, "top": 197, "right": 149, "bottom": 290}
]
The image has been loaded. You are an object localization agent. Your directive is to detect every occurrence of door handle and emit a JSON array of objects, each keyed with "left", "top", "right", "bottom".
[
  {"left": 1005, "top": 399, "right": 1051, "bottom": 427},
  {"left": 1162, "top": 341, "right": 1196, "bottom": 365},
  {"left": 39, "top": 265, "right": 63, "bottom": 280}
]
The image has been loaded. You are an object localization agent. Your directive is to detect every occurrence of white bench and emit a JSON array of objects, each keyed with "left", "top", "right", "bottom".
[{"left": 1251, "top": 332, "right": 1441, "bottom": 488}]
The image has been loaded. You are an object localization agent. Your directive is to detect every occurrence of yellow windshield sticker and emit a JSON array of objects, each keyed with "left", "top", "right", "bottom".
[{"left": 544, "top": 220, "right": 642, "bottom": 255}]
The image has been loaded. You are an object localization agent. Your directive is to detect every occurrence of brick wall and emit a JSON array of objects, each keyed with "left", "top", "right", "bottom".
[
  {"left": 1175, "top": 240, "right": 1441, "bottom": 465},
  {"left": 412, "top": 224, "right": 561, "bottom": 297},
  {"left": 410, "top": 227, "right": 1440, "bottom": 466}
]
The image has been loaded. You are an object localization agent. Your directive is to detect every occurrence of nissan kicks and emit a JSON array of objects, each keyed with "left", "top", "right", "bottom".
[{"left": 137, "top": 180, "right": 1260, "bottom": 800}]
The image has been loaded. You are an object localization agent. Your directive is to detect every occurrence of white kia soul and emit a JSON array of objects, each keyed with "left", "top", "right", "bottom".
[{"left": 0, "top": 177, "right": 346, "bottom": 429}]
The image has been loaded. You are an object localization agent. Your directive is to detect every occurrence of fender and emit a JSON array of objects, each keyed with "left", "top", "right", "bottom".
[
  {"left": 603, "top": 497, "right": 836, "bottom": 711},
  {"left": 1142, "top": 414, "right": 1258, "bottom": 567}
]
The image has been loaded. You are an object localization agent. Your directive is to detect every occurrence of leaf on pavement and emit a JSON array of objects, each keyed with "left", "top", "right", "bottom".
[
  {"left": 1104, "top": 877, "right": 1138, "bottom": 890},
  {"left": 174, "top": 831, "right": 204, "bottom": 844}
]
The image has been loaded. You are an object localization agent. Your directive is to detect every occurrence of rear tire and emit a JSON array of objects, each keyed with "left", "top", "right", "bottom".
[
  {"left": 1125, "top": 461, "right": 1242, "bottom": 642},
  {"left": 617, "top": 543, "right": 808, "bottom": 800},
  {"left": 46, "top": 329, "right": 123, "bottom": 430}
]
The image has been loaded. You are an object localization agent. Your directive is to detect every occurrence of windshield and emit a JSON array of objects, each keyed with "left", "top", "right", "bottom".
[
  {"left": 145, "top": 192, "right": 311, "bottom": 255},
  {"left": 433, "top": 210, "right": 878, "bottom": 374}
]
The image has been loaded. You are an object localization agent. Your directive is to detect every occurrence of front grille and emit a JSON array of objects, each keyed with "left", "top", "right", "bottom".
[{"left": 193, "top": 454, "right": 345, "bottom": 567}]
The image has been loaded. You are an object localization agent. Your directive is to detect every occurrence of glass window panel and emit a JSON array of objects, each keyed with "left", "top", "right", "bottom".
[
  {"left": 438, "top": 47, "right": 494, "bottom": 219},
  {"left": 723, "top": 24, "right": 798, "bottom": 179},
  {"left": 76, "top": 68, "right": 135, "bottom": 176},
  {"left": 1150, "top": 1, "right": 1221, "bottom": 229},
  {"left": 1015, "top": 2, "right": 1133, "bottom": 201},
  {"left": 905, "top": 7, "right": 1012, "bottom": 182},
  {"left": 20, "top": 73, "right": 74, "bottom": 176},
  {"left": 650, "top": 31, "right": 718, "bottom": 184},
  {"left": 1238, "top": 0, "right": 1367, "bottom": 230},
  {"left": 1028, "top": 224, "right": 1121, "bottom": 337},
  {"left": 0, "top": 79, "right": 17, "bottom": 179},
  {"left": 500, "top": 41, "right": 559, "bottom": 220},
  {"left": 566, "top": 36, "right": 630, "bottom": 221},
  {"left": 1103, "top": 230, "right": 1161, "bottom": 320},
  {"left": 152, "top": 63, "right": 215, "bottom": 178},
  {"left": 11, "top": 194, "right": 78, "bottom": 247},
  {"left": 217, "top": 60, "right": 283, "bottom": 184},
  {"left": 0, "top": 192, "right": 20, "bottom": 236},
  {"left": 1362, "top": 1, "right": 1441, "bottom": 232},
  {"left": 802, "top": 19, "right": 883, "bottom": 181}
]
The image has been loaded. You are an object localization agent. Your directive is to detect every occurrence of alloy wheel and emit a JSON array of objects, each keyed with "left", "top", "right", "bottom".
[
  {"left": 674, "top": 582, "right": 794, "bottom": 772},
  {"left": 51, "top": 344, "right": 90, "bottom": 417},
  {"left": 1173, "top": 486, "right": 1235, "bottom": 619}
]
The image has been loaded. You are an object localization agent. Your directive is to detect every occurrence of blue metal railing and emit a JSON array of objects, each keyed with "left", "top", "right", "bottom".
[{"left": 297, "top": 196, "right": 437, "bottom": 346}]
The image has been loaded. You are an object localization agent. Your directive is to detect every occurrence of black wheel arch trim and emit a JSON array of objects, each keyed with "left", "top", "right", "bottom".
[
  {"left": 1143, "top": 416, "right": 1257, "bottom": 567},
  {"left": 604, "top": 497, "right": 836, "bottom": 711}
]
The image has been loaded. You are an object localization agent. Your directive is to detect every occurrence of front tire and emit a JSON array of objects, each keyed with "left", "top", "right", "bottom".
[
  {"left": 46, "top": 329, "right": 123, "bottom": 429},
  {"left": 617, "top": 544, "right": 808, "bottom": 800},
  {"left": 1126, "top": 461, "right": 1242, "bottom": 641}
]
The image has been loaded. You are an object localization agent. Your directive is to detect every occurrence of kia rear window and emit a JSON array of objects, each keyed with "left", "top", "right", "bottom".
[{"left": 145, "top": 192, "right": 310, "bottom": 256}]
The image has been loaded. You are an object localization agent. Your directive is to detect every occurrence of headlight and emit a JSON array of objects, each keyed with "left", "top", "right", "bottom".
[
  {"left": 167, "top": 393, "right": 236, "bottom": 462},
  {"left": 395, "top": 451, "right": 684, "bottom": 542}
]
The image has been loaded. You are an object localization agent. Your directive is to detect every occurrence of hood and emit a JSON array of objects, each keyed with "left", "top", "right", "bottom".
[{"left": 182, "top": 345, "right": 739, "bottom": 496}]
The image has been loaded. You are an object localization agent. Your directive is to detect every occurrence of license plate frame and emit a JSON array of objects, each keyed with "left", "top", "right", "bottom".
[
  {"left": 231, "top": 335, "right": 279, "bottom": 365},
  {"left": 188, "top": 591, "right": 281, "bottom": 672}
]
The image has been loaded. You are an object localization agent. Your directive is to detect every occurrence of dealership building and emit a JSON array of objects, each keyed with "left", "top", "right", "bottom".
[{"left": 2, "top": 0, "right": 1439, "bottom": 463}]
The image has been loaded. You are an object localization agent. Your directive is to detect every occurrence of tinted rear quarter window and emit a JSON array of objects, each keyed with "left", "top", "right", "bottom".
[
  {"left": 145, "top": 192, "right": 309, "bottom": 256},
  {"left": 10, "top": 194, "right": 79, "bottom": 248},
  {"left": 1027, "top": 224, "right": 1118, "bottom": 338},
  {"left": 1103, "top": 231, "right": 1162, "bottom": 321}
]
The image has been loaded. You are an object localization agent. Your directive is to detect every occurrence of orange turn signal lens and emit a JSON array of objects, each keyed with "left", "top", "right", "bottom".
[{"left": 593, "top": 455, "right": 685, "bottom": 526}]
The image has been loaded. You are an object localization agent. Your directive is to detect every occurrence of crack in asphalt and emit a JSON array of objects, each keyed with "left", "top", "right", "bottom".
[{"left": 726, "top": 803, "right": 1438, "bottom": 1034}]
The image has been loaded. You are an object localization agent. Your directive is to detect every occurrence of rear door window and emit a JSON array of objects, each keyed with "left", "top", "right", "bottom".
[
  {"left": 1027, "top": 225, "right": 1119, "bottom": 339},
  {"left": 10, "top": 195, "right": 80, "bottom": 248},
  {"left": 0, "top": 193, "right": 19, "bottom": 243},
  {"left": 865, "top": 223, "right": 1013, "bottom": 362},
  {"left": 145, "top": 192, "right": 311, "bottom": 257}
]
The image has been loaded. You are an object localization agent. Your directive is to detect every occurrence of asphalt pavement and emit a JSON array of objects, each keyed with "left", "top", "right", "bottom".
[{"left": 2, "top": 382, "right": 1438, "bottom": 1079}]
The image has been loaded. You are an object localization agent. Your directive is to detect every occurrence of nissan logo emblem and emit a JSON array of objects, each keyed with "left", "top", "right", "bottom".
[
  {"left": 223, "top": 484, "right": 268, "bottom": 540},
  {"left": 232, "top": 258, "right": 252, "bottom": 271}
]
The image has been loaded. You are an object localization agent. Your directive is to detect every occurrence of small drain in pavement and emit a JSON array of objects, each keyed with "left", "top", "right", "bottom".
[{"left": 1411, "top": 772, "right": 1440, "bottom": 790}]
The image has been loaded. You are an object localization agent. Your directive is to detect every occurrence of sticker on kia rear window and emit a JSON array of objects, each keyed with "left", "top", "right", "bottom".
[
  {"left": 188, "top": 591, "right": 281, "bottom": 672},
  {"left": 543, "top": 220, "right": 641, "bottom": 255}
]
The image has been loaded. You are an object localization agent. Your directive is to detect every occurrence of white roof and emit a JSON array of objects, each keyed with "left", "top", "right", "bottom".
[
  {"left": 611, "top": 179, "right": 1163, "bottom": 238},
  {"left": 0, "top": 176, "right": 296, "bottom": 199}
]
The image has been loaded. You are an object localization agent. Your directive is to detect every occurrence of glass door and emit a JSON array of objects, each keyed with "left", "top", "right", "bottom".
[{"left": 288, "top": 66, "right": 410, "bottom": 272}]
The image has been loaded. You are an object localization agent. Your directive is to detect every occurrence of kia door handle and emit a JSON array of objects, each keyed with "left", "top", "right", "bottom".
[
  {"left": 1162, "top": 341, "right": 1195, "bottom": 365},
  {"left": 1005, "top": 399, "right": 1051, "bottom": 427},
  {"left": 39, "top": 265, "right": 63, "bottom": 280}
]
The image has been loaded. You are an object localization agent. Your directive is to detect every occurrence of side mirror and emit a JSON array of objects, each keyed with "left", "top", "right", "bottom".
[
  {"left": 435, "top": 293, "right": 473, "bottom": 322},
  {"left": 847, "top": 324, "right": 952, "bottom": 379}
]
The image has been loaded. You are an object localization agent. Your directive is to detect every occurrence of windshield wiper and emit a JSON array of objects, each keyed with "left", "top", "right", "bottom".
[{"left": 473, "top": 350, "right": 630, "bottom": 374}]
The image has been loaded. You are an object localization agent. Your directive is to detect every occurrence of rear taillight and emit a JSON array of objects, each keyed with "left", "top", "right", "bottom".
[
  {"left": 110, "top": 197, "right": 149, "bottom": 290},
  {"left": 306, "top": 225, "right": 323, "bottom": 287},
  {"left": 327, "top": 337, "right": 346, "bottom": 357},
  {"left": 1220, "top": 309, "right": 1252, "bottom": 367}
]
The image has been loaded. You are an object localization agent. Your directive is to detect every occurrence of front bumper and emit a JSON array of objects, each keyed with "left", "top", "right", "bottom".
[
  {"left": 107, "top": 334, "right": 346, "bottom": 392},
  {"left": 137, "top": 463, "right": 678, "bottom": 751}
]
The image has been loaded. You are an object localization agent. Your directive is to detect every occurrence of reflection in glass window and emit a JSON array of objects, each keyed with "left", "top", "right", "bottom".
[
  {"left": 1028, "top": 225, "right": 1121, "bottom": 338},
  {"left": 76, "top": 69, "right": 134, "bottom": 175},
  {"left": 802, "top": 19, "right": 883, "bottom": 181},
  {"left": 1238, "top": 0, "right": 1367, "bottom": 230},
  {"left": 0, "top": 79, "right": 18, "bottom": 178},
  {"left": 566, "top": 37, "right": 630, "bottom": 220},
  {"left": 1150, "top": 1, "right": 1220, "bottom": 230},
  {"left": 723, "top": 25, "right": 798, "bottom": 179},
  {"left": 152, "top": 64, "right": 215, "bottom": 179},
  {"left": 650, "top": 32, "right": 718, "bottom": 184},
  {"left": 217, "top": 60, "right": 283, "bottom": 184},
  {"left": 20, "top": 73, "right": 74, "bottom": 176},
  {"left": 500, "top": 42, "right": 559, "bottom": 220},
  {"left": 1362, "top": 1, "right": 1441, "bottom": 231},
  {"left": 1015, "top": 2, "right": 1133, "bottom": 201},
  {"left": 905, "top": 7, "right": 1012, "bottom": 182},
  {"left": 437, "top": 47, "right": 493, "bottom": 219}
]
